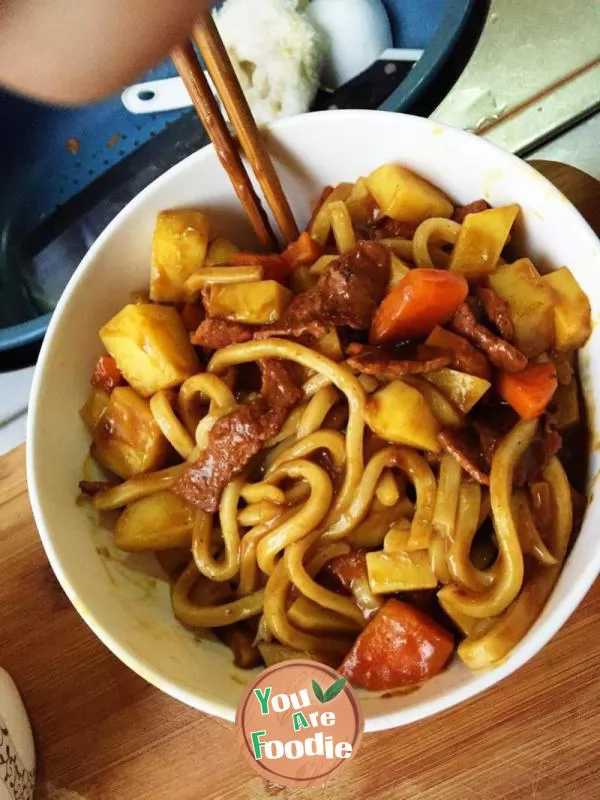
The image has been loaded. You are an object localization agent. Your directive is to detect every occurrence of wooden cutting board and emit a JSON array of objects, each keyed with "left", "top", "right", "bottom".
[{"left": 1, "top": 160, "right": 599, "bottom": 800}]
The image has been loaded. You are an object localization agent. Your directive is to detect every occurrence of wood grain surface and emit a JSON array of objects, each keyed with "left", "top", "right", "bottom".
[{"left": 1, "top": 160, "right": 599, "bottom": 800}]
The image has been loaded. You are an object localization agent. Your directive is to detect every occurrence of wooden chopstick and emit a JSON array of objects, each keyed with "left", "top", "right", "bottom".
[
  {"left": 194, "top": 13, "right": 300, "bottom": 244},
  {"left": 171, "top": 41, "right": 278, "bottom": 251}
]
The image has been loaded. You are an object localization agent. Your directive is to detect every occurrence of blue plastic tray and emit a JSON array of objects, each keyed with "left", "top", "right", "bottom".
[{"left": 0, "top": 0, "right": 473, "bottom": 353}]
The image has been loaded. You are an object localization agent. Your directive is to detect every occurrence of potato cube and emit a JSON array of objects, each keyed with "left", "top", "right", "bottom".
[
  {"left": 100, "top": 304, "right": 199, "bottom": 397},
  {"left": 542, "top": 267, "right": 592, "bottom": 351},
  {"left": 365, "top": 380, "right": 441, "bottom": 452},
  {"left": 115, "top": 490, "right": 194, "bottom": 551},
  {"left": 389, "top": 254, "right": 411, "bottom": 289},
  {"left": 91, "top": 387, "right": 170, "bottom": 479},
  {"left": 314, "top": 329, "right": 344, "bottom": 361},
  {"left": 503, "top": 257, "right": 539, "bottom": 278},
  {"left": 366, "top": 550, "right": 438, "bottom": 594},
  {"left": 366, "top": 164, "right": 453, "bottom": 224},
  {"left": 450, "top": 204, "right": 519, "bottom": 280},
  {"left": 408, "top": 377, "right": 463, "bottom": 427},
  {"left": 424, "top": 368, "right": 491, "bottom": 413},
  {"left": 150, "top": 210, "right": 210, "bottom": 302},
  {"left": 345, "top": 177, "right": 377, "bottom": 225},
  {"left": 80, "top": 388, "right": 110, "bottom": 431},
  {"left": 206, "top": 281, "right": 293, "bottom": 325},
  {"left": 488, "top": 260, "right": 555, "bottom": 357},
  {"left": 288, "top": 596, "right": 359, "bottom": 633},
  {"left": 205, "top": 237, "right": 239, "bottom": 267}
]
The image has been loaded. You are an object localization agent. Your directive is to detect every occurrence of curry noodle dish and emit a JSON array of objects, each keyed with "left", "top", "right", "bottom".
[{"left": 79, "top": 163, "right": 592, "bottom": 692}]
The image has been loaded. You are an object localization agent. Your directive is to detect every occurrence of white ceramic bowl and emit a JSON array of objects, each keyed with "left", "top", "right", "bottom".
[{"left": 27, "top": 111, "right": 600, "bottom": 732}]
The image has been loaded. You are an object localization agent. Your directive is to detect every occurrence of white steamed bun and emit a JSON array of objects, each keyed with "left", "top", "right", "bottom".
[{"left": 215, "top": 0, "right": 325, "bottom": 124}]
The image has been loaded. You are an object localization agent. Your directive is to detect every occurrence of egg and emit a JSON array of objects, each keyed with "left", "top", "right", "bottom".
[
  {"left": 0, "top": 669, "right": 35, "bottom": 800},
  {"left": 306, "top": 0, "right": 393, "bottom": 89}
]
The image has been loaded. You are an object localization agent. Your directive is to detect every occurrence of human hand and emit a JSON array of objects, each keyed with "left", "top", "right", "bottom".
[{"left": 0, "top": 0, "right": 213, "bottom": 103}]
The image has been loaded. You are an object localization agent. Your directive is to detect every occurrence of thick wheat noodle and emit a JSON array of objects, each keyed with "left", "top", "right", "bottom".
[
  {"left": 305, "top": 541, "right": 351, "bottom": 576},
  {"left": 240, "top": 483, "right": 286, "bottom": 505},
  {"left": 429, "top": 528, "right": 451, "bottom": 583},
  {"left": 323, "top": 446, "right": 400, "bottom": 540},
  {"left": 150, "top": 390, "right": 195, "bottom": 459},
  {"left": 439, "top": 418, "right": 538, "bottom": 618},
  {"left": 254, "top": 459, "right": 333, "bottom": 575},
  {"left": 357, "top": 373, "right": 380, "bottom": 394},
  {"left": 375, "top": 470, "right": 400, "bottom": 507},
  {"left": 238, "top": 506, "right": 298, "bottom": 597},
  {"left": 392, "top": 447, "right": 437, "bottom": 551},
  {"left": 191, "top": 476, "right": 244, "bottom": 581},
  {"left": 380, "top": 237, "right": 452, "bottom": 269},
  {"left": 323, "top": 446, "right": 435, "bottom": 546},
  {"left": 208, "top": 339, "right": 367, "bottom": 526},
  {"left": 412, "top": 218, "right": 460, "bottom": 269},
  {"left": 263, "top": 560, "right": 352, "bottom": 656},
  {"left": 285, "top": 528, "right": 366, "bottom": 626},
  {"left": 458, "top": 456, "right": 572, "bottom": 668},
  {"left": 296, "top": 385, "right": 340, "bottom": 439},
  {"left": 303, "top": 363, "right": 378, "bottom": 400},
  {"left": 194, "top": 409, "right": 233, "bottom": 450},
  {"left": 265, "top": 403, "right": 307, "bottom": 447},
  {"left": 91, "top": 465, "right": 184, "bottom": 510},
  {"left": 432, "top": 453, "right": 463, "bottom": 540},
  {"left": 260, "top": 435, "right": 297, "bottom": 473},
  {"left": 185, "top": 265, "right": 262, "bottom": 291},
  {"left": 447, "top": 482, "right": 495, "bottom": 591},
  {"left": 178, "top": 373, "right": 236, "bottom": 436},
  {"left": 283, "top": 481, "right": 311, "bottom": 505},
  {"left": 302, "top": 371, "right": 333, "bottom": 397},
  {"left": 478, "top": 489, "right": 492, "bottom": 527},
  {"left": 511, "top": 489, "right": 558, "bottom": 566},
  {"left": 269, "top": 430, "right": 347, "bottom": 473},
  {"left": 172, "top": 562, "right": 264, "bottom": 627},
  {"left": 237, "top": 501, "right": 281, "bottom": 528}
]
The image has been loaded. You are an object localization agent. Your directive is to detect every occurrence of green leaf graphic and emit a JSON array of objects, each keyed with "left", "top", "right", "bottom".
[
  {"left": 312, "top": 679, "right": 325, "bottom": 703},
  {"left": 323, "top": 677, "right": 347, "bottom": 703}
]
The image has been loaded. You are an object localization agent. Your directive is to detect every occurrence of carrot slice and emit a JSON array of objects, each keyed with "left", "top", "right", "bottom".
[
  {"left": 339, "top": 598, "right": 454, "bottom": 690},
  {"left": 370, "top": 269, "right": 469, "bottom": 344},
  {"left": 282, "top": 231, "right": 324, "bottom": 272},
  {"left": 229, "top": 252, "right": 291, "bottom": 284},
  {"left": 497, "top": 362, "right": 558, "bottom": 420},
  {"left": 91, "top": 355, "right": 123, "bottom": 393}
]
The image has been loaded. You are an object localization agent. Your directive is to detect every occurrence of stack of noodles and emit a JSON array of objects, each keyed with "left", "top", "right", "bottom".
[{"left": 79, "top": 163, "right": 591, "bottom": 690}]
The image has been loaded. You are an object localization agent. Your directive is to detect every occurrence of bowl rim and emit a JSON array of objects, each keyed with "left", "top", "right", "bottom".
[{"left": 26, "top": 109, "right": 600, "bottom": 732}]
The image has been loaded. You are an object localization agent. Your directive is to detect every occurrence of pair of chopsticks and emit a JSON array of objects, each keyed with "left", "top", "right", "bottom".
[{"left": 171, "top": 14, "right": 299, "bottom": 251}]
